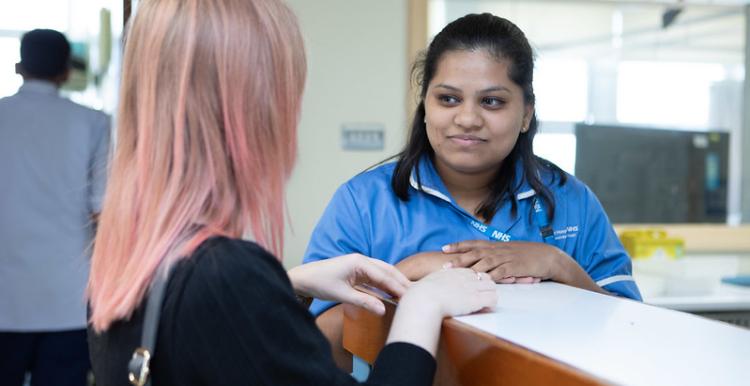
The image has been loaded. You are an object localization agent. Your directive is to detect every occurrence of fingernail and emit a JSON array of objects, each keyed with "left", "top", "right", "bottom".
[
  {"left": 442, "top": 261, "right": 453, "bottom": 270},
  {"left": 441, "top": 244, "right": 451, "bottom": 252}
]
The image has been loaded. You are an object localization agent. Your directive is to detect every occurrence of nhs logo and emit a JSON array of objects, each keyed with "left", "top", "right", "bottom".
[{"left": 470, "top": 220, "right": 511, "bottom": 242}]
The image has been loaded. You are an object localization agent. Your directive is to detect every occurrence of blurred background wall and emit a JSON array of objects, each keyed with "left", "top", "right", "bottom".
[{"left": 282, "top": 0, "right": 409, "bottom": 267}]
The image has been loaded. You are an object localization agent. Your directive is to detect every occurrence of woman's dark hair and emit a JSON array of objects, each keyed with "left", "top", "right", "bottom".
[{"left": 391, "top": 13, "right": 567, "bottom": 222}]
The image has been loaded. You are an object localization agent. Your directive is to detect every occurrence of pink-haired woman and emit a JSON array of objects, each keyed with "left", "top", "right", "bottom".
[{"left": 86, "top": 0, "right": 496, "bottom": 385}]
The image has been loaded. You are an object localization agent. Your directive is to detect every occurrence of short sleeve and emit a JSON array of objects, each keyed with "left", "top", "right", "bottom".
[
  {"left": 88, "top": 112, "right": 111, "bottom": 213},
  {"left": 576, "top": 187, "right": 642, "bottom": 301},
  {"left": 303, "top": 184, "right": 372, "bottom": 316}
]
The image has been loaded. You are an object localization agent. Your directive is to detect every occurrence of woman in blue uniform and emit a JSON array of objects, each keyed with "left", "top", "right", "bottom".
[{"left": 304, "top": 13, "right": 642, "bottom": 369}]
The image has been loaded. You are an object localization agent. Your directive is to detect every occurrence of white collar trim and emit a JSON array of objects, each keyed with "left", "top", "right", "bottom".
[
  {"left": 411, "top": 175, "right": 536, "bottom": 203},
  {"left": 409, "top": 175, "right": 452, "bottom": 203},
  {"left": 516, "top": 189, "right": 536, "bottom": 200}
]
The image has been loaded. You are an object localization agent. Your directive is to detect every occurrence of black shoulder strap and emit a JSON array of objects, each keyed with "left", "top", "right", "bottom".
[{"left": 128, "top": 263, "right": 171, "bottom": 386}]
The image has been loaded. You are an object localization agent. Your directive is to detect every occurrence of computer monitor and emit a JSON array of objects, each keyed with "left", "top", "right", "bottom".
[{"left": 574, "top": 123, "right": 728, "bottom": 223}]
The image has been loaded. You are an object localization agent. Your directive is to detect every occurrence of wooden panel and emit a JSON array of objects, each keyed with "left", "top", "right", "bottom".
[
  {"left": 342, "top": 299, "right": 394, "bottom": 364},
  {"left": 614, "top": 224, "right": 750, "bottom": 252},
  {"left": 343, "top": 302, "right": 608, "bottom": 386},
  {"left": 434, "top": 319, "right": 606, "bottom": 386},
  {"left": 405, "top": 0, "right": 428, "bottom": 124},
  {"left": 407, "top": 0, "right": 428, "bottom": 65}
]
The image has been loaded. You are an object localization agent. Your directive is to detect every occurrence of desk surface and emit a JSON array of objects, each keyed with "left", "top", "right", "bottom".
[
  {"left": 455, "top": 282, "right": 750, "bottom": 386},
  {"left": 634, "top": 253, "right": 750, "bottom": 311}
]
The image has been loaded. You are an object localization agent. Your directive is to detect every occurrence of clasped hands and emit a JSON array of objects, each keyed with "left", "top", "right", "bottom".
[
  {"left": 287, "top": 240, "right": 561, "bottom": 318},
  {"left": 288, "top": 253, "right": 496, "bottom": 318},
  {"left": 441, "top": 240, "right": 568, "bottom": 283}
]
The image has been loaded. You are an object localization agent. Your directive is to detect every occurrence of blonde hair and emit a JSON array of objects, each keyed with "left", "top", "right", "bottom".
[{"left": 88, "top": 0, "right": 306, "bottom": 331}]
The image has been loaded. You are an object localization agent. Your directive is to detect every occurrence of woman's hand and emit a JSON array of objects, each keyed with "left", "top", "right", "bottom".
[
  {"left": 387, "top": 268, "right": 497, "bottom": 356},
  {"left": 442, "top": 240, "right": 564, "bottom": 283},
  {"left": 403, "top": 268, "right": 498, "bottom": 317},
  {"left": 443, "top": 240, "right": 610, "bottom": 295},
  {"left": 287, "top": 254, "right": 411, "bottom": 316},
  {"left": 395, "top": 251, "right": 454, "bottom": 281}
]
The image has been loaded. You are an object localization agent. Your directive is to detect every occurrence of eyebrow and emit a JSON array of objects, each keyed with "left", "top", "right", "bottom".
[{"left": 433, "top": 83, "right": 512, "bottom": 94}]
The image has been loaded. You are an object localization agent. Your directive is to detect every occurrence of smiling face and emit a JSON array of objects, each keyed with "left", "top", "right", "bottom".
[{"left": 424, "top": 49, "right": 532, "bottom": 179}]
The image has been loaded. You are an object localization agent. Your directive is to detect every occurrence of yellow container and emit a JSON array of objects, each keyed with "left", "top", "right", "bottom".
[{"left": 619, "top": 229, "right": 684, "bottom": 260}]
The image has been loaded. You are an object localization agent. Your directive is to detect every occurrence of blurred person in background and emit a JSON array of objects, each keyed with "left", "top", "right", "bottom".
[{"left": 0, "top": 28, "right": 111, "bottom": 386}]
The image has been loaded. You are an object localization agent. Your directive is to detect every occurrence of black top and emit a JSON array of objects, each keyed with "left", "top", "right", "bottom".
[{"left": 88, "top": 236, "right": 435, "bottom": 385}]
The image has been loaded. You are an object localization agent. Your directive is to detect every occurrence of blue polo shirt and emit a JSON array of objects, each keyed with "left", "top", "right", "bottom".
[{"left": 303, "top": 157, "right": 641, "bottom": 316}]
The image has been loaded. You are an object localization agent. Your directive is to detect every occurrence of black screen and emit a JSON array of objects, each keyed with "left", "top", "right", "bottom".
[{"left": 574, "top": 123, "right": 728, "bottom": 223}]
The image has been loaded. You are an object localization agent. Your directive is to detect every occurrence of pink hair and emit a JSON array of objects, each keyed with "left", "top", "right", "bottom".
[{"left": 88, "top": 0, "right": 306, "bottom": 331}]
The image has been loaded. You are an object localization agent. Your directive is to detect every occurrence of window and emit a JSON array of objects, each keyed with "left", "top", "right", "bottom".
[
  {"left": 0, "top": 38, "right": 21, "bottom": 98},
  {"left": 0, "top": 0, "right": 122, "bottom": 112},
  {"left": 427, "top": 0, "right": 745, "bottom": 222},
  {"left": 0, "top": 1, "right": 69, "bottom": 32},
  {"left": 617, "top": 61, "right": 726, "bottom": 128},
  {"left": 535, "top": 58, "right": 588, "bottom": 123},
  {"left": 534, "top": 132, "right": 577, "bottom": 175}
]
